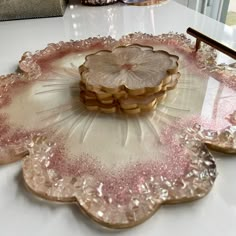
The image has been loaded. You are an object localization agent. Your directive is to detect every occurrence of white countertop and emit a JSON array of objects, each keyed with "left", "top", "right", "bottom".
[{"left": 0, "top": 1, "right": 236, "bottom": 236}]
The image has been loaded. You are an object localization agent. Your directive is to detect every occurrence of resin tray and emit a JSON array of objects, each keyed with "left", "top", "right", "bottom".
[{"left": 0, "top": 33, "right": 235, "bottom": 229}]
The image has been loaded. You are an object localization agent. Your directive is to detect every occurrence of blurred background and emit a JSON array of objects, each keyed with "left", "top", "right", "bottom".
[{"left": 174, "top": 0, "right": 236, "bottom": 27}]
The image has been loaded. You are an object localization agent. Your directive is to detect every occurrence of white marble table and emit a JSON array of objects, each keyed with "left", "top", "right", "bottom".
[{"left": 0, "top": 1, "right": 235, "bottom": 236}]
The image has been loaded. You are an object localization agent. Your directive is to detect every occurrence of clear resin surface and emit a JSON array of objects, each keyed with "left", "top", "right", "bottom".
[{"left": 0, "top": 33, "right": 235, "bottom": 228}]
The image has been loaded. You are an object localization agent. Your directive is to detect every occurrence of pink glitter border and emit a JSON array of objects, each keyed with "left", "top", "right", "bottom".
[
  {"left": 18, "top": 33, "right": 236, "bottom": 90},
  {"left": 22, "top": 120, "right": 216, "bottom": 228},
  {"left": 0, "top": 32, "right": 234, "bottom": 228}
]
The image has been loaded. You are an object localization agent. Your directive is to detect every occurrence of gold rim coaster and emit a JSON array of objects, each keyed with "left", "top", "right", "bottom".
[{"left": 79, "top": 45, "right": 180, "bottom": 114}]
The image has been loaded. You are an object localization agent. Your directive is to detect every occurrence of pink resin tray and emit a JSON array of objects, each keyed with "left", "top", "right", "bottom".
[{"left": 0, "top": 33, "right": 235, "bottom": 229}]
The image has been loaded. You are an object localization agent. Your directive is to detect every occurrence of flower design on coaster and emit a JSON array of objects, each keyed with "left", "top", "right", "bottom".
[
  {"left": 0, "top": 33, "right": 235, "bottom": 229},
  {"left": 79, "top": 45, "right": 179, "bottom": 114},
  {"left": 80, "top": 45, "right": 179, "bottom": 92}
]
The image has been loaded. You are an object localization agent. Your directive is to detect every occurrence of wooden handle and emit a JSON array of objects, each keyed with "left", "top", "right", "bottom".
[{"left": 187, "top": 27, "right": 236, "bottom": 60}]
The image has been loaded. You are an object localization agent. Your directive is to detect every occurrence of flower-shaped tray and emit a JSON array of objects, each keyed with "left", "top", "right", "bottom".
[{"left": 0, "top": 33, "right": 235, "bottom": 229}]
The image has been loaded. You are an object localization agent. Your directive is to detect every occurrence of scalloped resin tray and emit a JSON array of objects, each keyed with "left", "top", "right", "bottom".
[{"left": 0, "top": 33, "right": 235, "bottom": 229}]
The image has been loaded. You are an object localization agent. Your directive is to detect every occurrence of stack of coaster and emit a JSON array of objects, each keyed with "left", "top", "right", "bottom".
[{"left": 79, "top": 45, "right": 180, "bottom": 114}]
